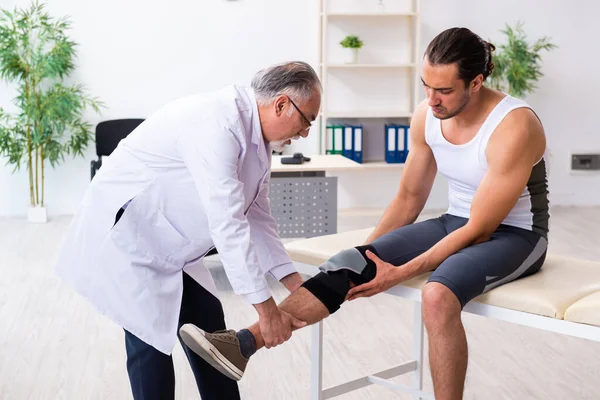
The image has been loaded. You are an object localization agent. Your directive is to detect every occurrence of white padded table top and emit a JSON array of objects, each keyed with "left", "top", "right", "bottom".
[
  {"left": 284, "top": 228, "right": 600, "bottom": 324},
  {"left": 564, "top": 291, "right": 600, "bottom": 326}
]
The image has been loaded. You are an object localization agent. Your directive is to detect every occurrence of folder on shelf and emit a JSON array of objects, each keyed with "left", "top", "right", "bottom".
[
  {"left": 353, "top": 125, "right": 363, "bottom": 164},
  {"left": 325, "top": 125, "right": 333, "bottom": 154},
  {"left": 325, "top": 124, "right": 362, "bottom": 162},
  {"left": 385, "top": 124, "right": 397, "bottom": 163},
  {"left": 403, "top": 125, "right": 410, "bottom": 161},
  {"left": 343, "top": 125, "right": 354, "bottom": 160},
  {"left": 397, "top": 125, "right": 408, "bottom": 163},
  {"left": 333, "top": 125, "right": 344, "bottom": 155}
]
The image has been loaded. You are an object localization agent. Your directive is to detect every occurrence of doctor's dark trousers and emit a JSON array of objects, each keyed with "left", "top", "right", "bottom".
[
  {"left": 124, "top": 272, "right": 240, "bottom": 400},
  {"left": 115, "top": 206, "right": 239, "bottom": 400}
]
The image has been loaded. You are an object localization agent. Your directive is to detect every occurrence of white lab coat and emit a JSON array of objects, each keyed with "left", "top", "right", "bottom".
[{"left": 55, "top": 85, "right": 296, "bottom": 355}]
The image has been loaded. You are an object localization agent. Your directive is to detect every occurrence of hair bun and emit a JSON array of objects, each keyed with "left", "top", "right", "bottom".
[{"left": 484, "top": 41, "right": 495, "bottom": 77}]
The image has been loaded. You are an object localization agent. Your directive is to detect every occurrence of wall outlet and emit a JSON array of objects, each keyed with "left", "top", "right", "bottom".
[{"left": 571, "top": 154, "right": 600, "bottom": 171}]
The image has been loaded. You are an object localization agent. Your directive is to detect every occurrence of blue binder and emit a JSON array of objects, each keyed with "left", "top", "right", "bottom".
[
  {"left": 353, "top": 125, "right": 363, "bottom": 163},
  {"left": 404, "top": 126, "right": 410, "bottom": 161},
  {"left": 397, "top": 125, "right": 409, "bottom": 163},
  {"left": 343, "top": 125, "right": 354, "bottom": 160},
  {"left": 385, "top": 124, "right": 397, "bottom": 163}
]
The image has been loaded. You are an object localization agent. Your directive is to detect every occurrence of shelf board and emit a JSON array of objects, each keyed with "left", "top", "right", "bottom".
[
  {"left": 325, "top": 63, "right": 416, "bottom": 69},
  {"left": 324, "top": 160, "right": 406, "bottom": 170},
  {"left": 327, "top": 110, "right": 412, "bottom": 119},
  {"left": 324, "top": 12, "right": 417, "bottom": 17},
  {"left": 360, "top": 161, "right": 406, "bottom": 169}
]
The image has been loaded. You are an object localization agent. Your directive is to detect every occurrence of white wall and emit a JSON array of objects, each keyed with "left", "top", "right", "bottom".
[
  {"left": 0, "top": 0, "right": 320, "bottom": 216},
  {"left": 1, "top": 0, "right": 599, "bottom": 216}
]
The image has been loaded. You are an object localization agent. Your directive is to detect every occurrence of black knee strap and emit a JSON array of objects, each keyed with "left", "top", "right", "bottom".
[
  {"left": 301, "top": 273, "right": 346, "bottom": 314},
  {"left": 354, "top": 244, "right": 379, "bottom": 281},
  {"left": 301, "top": 244, "right": 380, "bottom": 314}
]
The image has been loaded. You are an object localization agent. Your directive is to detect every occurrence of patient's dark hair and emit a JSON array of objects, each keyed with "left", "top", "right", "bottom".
[{"left": 425, "top": 27, "right": 495, "bottom": 85}]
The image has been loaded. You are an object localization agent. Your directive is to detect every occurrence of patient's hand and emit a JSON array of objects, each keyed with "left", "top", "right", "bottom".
[{"left": 345, "top": 250, "right": 401, "bottom": 301}]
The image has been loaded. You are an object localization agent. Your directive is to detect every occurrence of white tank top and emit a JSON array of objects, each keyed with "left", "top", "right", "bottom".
[{"left": 425, "top": 95, "right": 549, "bottom": 237}]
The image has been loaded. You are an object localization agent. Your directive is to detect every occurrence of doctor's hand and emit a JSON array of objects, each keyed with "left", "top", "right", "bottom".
[
  {"left": 280, "top": 272, "right": 304, "bottom": 293},
  {"left": 254, "top": 298, "right": 306, "bottom": 349}
]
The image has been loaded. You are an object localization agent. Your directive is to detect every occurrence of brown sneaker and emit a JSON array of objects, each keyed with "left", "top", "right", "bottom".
[{"left": 179, "top": 324, "right": 248, "bottom": 381}]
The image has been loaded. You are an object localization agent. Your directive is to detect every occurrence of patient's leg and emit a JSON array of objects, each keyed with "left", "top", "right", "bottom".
[
  {"left": 248, "top": 287, "right": 328, "bottom": 350},
  {"left": 178, "top": 245, "right": 379, "bottom": 380},
  {"left": 249, "top": 244, "right": 379, "bottom": 349},
  {"left": 179, "top": 217, "right": 448, "bottom": 380}
]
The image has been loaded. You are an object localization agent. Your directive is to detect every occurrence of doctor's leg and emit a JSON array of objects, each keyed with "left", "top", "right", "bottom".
[
  {"left": 119, "top": 207, "right": 181, "bottom": 399},
  {"left": 177, "top": 272, "right": 241, "bottom": 399},
  {"left": 124, "top": 330, "right": 176, "bottom": 400}
]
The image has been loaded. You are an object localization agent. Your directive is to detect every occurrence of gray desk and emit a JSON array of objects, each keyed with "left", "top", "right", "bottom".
[{"left": 269, "top": 155, "right": 362, "bottom": 238}]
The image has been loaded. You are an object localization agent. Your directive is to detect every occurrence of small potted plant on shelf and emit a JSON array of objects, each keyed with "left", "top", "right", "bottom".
[{"left": 340, "top": 35, "right": 364, "bottom": 64}]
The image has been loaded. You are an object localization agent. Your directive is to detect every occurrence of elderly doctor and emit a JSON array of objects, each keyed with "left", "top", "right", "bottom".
[{"left": 55, "top": 61, "right": 322, "bottom": 400}]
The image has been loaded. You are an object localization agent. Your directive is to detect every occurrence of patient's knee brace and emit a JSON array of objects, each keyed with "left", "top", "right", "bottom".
[{"left": 301, "top": 245, "right": 379, "bottom": 314}]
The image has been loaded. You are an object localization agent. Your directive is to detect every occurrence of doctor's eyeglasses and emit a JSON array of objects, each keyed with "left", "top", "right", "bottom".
[{"left": 288, "top": 97, "right": 313, "bottom": 131}]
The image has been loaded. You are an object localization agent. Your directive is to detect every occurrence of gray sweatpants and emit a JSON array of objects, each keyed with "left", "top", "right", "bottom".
[
  {"left": 303, "top": 214, "right": 547, "bottom": 312},
  {"left": 371, "top": 213, "right": 547, "bottom": 307}
]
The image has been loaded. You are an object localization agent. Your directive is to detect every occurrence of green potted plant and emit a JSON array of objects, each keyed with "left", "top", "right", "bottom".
[
  {"left": 0, "top": 1, "right": 103, "bottom": 222},
  {"left": 487, "top": 21, "right": 557, "bottom": 98},
  {"left": 340, "top": 35, "right": 364, "bottom": 64}
]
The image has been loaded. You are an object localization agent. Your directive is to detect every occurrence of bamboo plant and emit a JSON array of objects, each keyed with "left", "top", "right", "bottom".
[
  {"left": 0, "top": 1, "right": 103, "bottom": 209},
  {"left": 487, "top": 21, "right": 557, "bottom": 98}
]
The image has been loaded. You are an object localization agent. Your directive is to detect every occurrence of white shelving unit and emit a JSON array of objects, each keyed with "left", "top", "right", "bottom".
[
  {"left": 327, "top": 110, "right": 413, "bottom": 118},
  {"left": 325, "top": 12, "right": 417, "bottom": 17},
  {"left": 325, "top": 64, "right": 417, "bottom": 68},
  {"left": 317, "top": 0, "right": 421, "bottom": 165}
]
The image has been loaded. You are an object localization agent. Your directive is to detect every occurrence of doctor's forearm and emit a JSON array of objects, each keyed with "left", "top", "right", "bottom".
[
  {"left": 253, "top": 297, "right": 278, "bottom": 316},
  {"left": 279, "top": 272, "right": 304, "bottom": 292}
]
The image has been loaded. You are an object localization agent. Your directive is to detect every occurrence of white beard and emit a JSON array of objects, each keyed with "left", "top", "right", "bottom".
[
  {"left": 269, "top": 139, "right": 289, "bottom": 153},
  {"left": 269, "top": 134, "right": 301, "bottom": 153}
]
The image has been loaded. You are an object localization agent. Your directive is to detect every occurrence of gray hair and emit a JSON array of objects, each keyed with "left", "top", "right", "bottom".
[{"left": 251, "top": 61, "right": 322, "bottom": 106}]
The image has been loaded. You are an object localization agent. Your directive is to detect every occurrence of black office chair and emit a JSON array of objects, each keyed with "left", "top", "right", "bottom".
[{"left": 90, "top": 118, "right": 145, "bottom": 180}]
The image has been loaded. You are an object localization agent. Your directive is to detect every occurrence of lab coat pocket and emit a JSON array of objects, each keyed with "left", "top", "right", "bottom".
[{"left": 110, "top": 205, "right": 192, "bottom": 272}]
